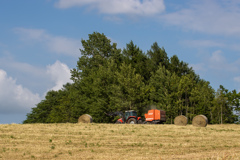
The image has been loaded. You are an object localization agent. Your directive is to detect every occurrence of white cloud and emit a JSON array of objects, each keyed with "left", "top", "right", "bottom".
[
  {"left": 201, "top": 50, "right": 238, "bottom": 73},
  {"left": 0, "top": 55, "right": 50, "bottom": 94},
  {"left": 55, "top": 0, "right": 165, "bottom": 16},
  {"left": 209, "top": 50, "right": 225, "bottom": 64},
  {"left": 0, "top": 69, "right": 41, "bottom": 114},
  {"left": 14, "top": 28, "right": 81, "bottom": 57},
  {"left": 161, "top": 0, "right": 240, "bottom": 36},
  {"left": 46, "top": 60, "right": 73, "bottom": 91},
  {"left": 0, "top": 60, "right": 73, "bottom": 115}
]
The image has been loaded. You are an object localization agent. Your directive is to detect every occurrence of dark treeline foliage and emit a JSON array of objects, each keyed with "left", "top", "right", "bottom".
[{"left": 24, "top": 32, "right": 240, "bottom": 124}]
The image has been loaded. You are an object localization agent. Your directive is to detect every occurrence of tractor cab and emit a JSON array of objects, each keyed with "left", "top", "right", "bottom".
[{"left": 125, "top": 110, "right": 137, "bottom": 120}]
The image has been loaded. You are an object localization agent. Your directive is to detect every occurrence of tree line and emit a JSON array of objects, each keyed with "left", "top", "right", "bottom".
[{"left": 24, "top": 32, "right": 240, "bottom": 124}]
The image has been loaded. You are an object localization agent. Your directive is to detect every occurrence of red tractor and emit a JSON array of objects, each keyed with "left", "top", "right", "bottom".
[{"left": 106, "top": 110, "right": 142, "bottom": 124}]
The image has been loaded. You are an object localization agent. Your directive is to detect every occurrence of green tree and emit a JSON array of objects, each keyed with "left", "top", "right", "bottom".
[
  {"left": 114, "top": 62, "right": 148, "bottom": 114},
  {"left": 228, "top": 89, "right": 240, "bottom": 112},
  {"left": 149, "top": 65, "right": 179, "bottom": 123},
  {"left": 76, "top": 60, "right": 118, "bottom": 122},
  {"left": 177, "top": 74, "right": 195, "bottom": 117},
  {"left": 190, "top": 80, "right": 214, "bottom": 123},
  {"left": 46, "top": 83, "right": 80, "bottom": 123},
  {"left": 211, "top": 85, "right": 235, "bottom": 124},
  {"left": 24, "top": 90, "right": 60, "bottom": 123},
  {"left": 147, "top": 42, "right": 169, "bottom": 74},
  {"left": 169, "top": 55, "right": 195, "bottom": 77},
  {"left": 71, "top": 32, "right": 121, "bottom": 82},
  {"left": 122, "top": 41, "right": 149, "bottom": 82}
]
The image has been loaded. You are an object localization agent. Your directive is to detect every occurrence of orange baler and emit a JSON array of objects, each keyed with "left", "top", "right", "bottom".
[{"left": 144, "top": 109, "right": 166, "bottom": 124}]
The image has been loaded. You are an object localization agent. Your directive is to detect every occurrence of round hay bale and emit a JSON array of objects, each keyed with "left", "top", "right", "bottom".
[
  {"left": 78, "top": 114, "right": 93, "bottom": 123},
  {"left": 192, "top": 115, "right": 208, "bottom": 127},
  {"left": 174, "top": 115, "right": 188, "bottom": 126}
]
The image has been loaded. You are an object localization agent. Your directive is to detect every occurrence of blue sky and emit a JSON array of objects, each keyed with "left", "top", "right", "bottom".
[{"left": 1, "top": 0, "right": 240, "bottom": 124}]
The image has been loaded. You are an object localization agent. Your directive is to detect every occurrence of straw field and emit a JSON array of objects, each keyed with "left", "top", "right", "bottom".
[{"left": 0, "top": 123, "right": 240, "bottom": 160}]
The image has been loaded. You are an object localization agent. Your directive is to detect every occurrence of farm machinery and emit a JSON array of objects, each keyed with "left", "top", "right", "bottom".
[
  {"left": 106, "top": 109, "right": 166, "bottom": 124},
  {"left": 106, "top": 110, "right": 142, "bottom": 124},
  {"left": 143, "top": 109, "right": 166, "bottom": 124},
  {"left": 105, "top": 109, "right": 207, "bottom": 127}
]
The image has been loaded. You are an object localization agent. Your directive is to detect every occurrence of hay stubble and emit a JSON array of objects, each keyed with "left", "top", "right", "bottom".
[{"left": 0, "top": 123, "right": 240, "bottom": 159}]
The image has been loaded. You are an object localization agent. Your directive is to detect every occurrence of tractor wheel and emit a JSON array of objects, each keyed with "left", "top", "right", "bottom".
[
  {"left": 127, "top": 118, "right": 137, "bottom": 124},
  {"left": 138, "top": 120, "right": 143, "bottom": 124}
]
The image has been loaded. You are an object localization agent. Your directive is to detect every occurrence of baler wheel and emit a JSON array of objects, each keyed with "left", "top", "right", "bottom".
[
  {"left": 143, "top": 121, "right": 151, "bottom": 124},
  {"left": 151, "top": 121, "right": 156, "bottom": 124}
]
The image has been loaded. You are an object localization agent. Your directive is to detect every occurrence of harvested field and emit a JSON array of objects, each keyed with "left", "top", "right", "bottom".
[{"left": 0, "top": 124, "right": 240, "bottom": 159}]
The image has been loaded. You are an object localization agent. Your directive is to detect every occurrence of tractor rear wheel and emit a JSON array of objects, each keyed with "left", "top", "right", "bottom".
[{"left": 127, "top": 118, "right": 137, "bottom": 124}]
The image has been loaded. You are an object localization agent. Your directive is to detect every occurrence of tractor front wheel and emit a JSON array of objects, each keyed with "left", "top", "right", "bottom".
[{"left": 127, "top": 118, "right": 137, "bottom": 124}]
